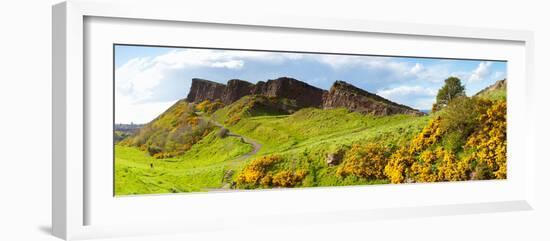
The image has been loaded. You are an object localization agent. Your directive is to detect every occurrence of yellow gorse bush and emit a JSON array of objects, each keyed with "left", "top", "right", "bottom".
[
  {"left": 384, "top": 146, "right": 414, "bottom": 183},
  {"left": 337, "top": 143, "right": 389, "bottom": 180},
  {"left": 236, "top": 155, "right": 307, "bottom": 188},
  {"left": 410, "top": 116, "right": 444, "bottom": 154},
  {"left": 272, "top": 170, "right": 307, "bottom": 187},
  {"left": 384, "top": 100, "right": 506, "bottom": 184},
  {"left": 385, "top": 117, "right": 443, "bottom": 183},
  {"left": 411, "top": 147, "right": 468, "bottom": 182},
  {"left": 464, "top": 100, "right": 507, "bottom": 179},
  {"left": 196, "top": 99, "right": 224, "bottom": 114},
  {"left": 236, "top": 155, "right": 280, "bottom": 187}
]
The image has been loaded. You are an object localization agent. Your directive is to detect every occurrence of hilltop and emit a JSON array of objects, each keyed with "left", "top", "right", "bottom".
[
  {"left": 186, "top": 77, "right": 425, "bottom": 116},
  {"left": 474, "top": 79, "right": 506, "bottom": 100}
]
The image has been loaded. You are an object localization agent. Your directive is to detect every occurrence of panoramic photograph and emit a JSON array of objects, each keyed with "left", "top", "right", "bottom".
[{"left": 114, "top": 45, "right": 507, "bottom": 195}]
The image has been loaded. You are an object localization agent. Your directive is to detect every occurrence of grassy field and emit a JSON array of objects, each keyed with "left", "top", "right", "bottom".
[
  {"left": 115, "top": 130, "right": 253, "bottom": 195},
  {"left": 114, "top": 77, "right": 507, "bottom": 195},
  {"left": 115, "top": 104, "right": 430, "bottom": 195},
  {"left": 214, "top": 107, "right": 429, "bottom": 188}
]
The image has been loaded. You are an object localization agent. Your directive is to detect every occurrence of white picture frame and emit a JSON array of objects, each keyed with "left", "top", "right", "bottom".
[{"left": 52, "top": 0, "right": 535, "bottom": 240}]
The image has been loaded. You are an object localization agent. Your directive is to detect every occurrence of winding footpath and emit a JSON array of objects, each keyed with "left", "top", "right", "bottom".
[
  {"left": 209, "top": 119, "right": 263, "bottom": 160},
  {"left": 198, "top": 114, "right": 263, "bottom": 191},
  {"left": 195, "top": 112, "right": 262, "bottom": 162}
]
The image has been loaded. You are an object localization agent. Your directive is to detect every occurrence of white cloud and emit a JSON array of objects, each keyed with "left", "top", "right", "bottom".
[
  {"left": 115, "top": 94, "right": 176, "bottom": 124},
  {"left": 376, "top": 85, "right": 437, "bottom": 110},
  {"left": 115, "top": 49, "right": 307, "bottom": 123},
  {"left": 410, "top": 63, "right": 424, "bottom": 75},
  {"left": 468, "top": 61, "right": 492, "bottom": 82},
  {"left": 211, "top": 60, "right": 244, "bottom": 69},
  {"left": 116, "top": 50, "right": 306, "bottom": 101},
  {"left": 377, "top": 85, "right": 437, "bottom": 98},
  {"left": 317, "top": 55, "right": 410, "bottom": 74},
  {"left": 316, "top": 56, "right": 453, "bottom": 84}
]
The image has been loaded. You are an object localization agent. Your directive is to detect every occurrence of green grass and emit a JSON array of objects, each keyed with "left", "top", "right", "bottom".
[
  {"left": 115, "top": 130, "right": 253, "bottom": 195},
  {"left": 219, "top": 107, "right": 428, "bottom": 156},
  {"left": 476, "top": 88, "right": 506, "bottom": 101},
  {"left": 117, "top": 99, "right": 430, "bottom": 194},
  {"left": 212, "top": 107, "right": 429, "bottom": 188}
]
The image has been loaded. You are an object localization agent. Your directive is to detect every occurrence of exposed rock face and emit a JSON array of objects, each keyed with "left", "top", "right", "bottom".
[
  {"left": 474, "top": 79, "right": 507, "bottom": 96},
  {"left": 186, "top": 77, "right": 424, "bottom": 116},
  {"left": 187, "top": 77, "right": 325, "bottom": 108},
  {"left": 326, "top": 149, "right": 345, "bottom": 166},
  {"left": 323, "top": 81, "right": 425, "bottom": 116},
  {"left": 251, "top": 77, "right": 326, "bottom": 108},
  {"left": 221, "top": 79, "right": 255, "bottom": 104},
  {"left": 186, "top": 78, "right": 226, "bottom": 103}
]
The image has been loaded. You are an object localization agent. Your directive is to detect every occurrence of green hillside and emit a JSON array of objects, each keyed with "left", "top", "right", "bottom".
[
  {"left": 115, "top": 96, "right": 430, "bottom": 194},
  {"left": 115, "top": 130, "right": 253, "bottom": 194},
  {"left": 115, "top": 79, "right": 508, "bottom": 195},
  {"left": 474, "top": 79, "right": 506, "bottom": 101}
]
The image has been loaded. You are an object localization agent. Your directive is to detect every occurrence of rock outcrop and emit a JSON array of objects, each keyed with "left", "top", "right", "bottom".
[
  {"left": 221, "top": 79, "right": 255, "bottom": 104},
  {"left": 186, "top": 77, "right": 424, "bottom": 116},
  {"left": 474, "top": 79, "right": 507, "bottom": 97},
  {"left": 186, "top": 78, "right": 226, "bottom": 103},
  {"left": 187, "top": 77, "right": 325, "bottom": 108},
  {"left": 323, "top": 81, "right": 425, "bottom": 116},
  {"left": 326, "top": 149, "right": 345, "bottom": 166},
  {"left": 251, "top": 77, "right": 326, "bottom": 108}
]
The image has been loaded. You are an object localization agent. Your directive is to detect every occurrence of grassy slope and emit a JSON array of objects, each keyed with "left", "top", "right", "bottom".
[
  {"left": 476, "top": 88, "right": 506, "bottom": 101},
  {"left": 116, "top": 96, "right": 430, "bottom": 194},
  {"left": 115, "top": 130, "right": 253, "bottom": 195},
  {"left": 214, "top": 105, "right": 430, "bottom": 187}
]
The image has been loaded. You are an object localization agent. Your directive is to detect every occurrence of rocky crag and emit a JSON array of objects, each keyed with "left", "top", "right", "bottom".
[
  {"left": 186, "top": 77, "right": 425, "bottom": 116},
  {"left": 323, "top": 81, "right": 424, "bottom": 116},
  {"left": 474, "top": 79, "right": 507, "bottom": 97}
]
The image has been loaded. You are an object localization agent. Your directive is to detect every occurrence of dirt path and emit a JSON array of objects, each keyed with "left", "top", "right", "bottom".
[
  {"left": 199, "top": 116, "right": 263, "bottom": 191},
  {"left": 208, "top": 119, "right": 262, "bottom": 161}
]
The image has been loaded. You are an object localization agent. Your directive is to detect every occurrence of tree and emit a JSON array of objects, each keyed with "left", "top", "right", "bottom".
[
  {"left": 432, "top": 77, "right": 466, "bottom": 112},
  {"left": 440, "top": 96, "right": 478, "bottom": 134}
]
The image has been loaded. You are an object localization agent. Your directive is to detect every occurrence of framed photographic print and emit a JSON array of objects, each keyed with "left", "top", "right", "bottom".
[{"left": 52, "top": 0, "right": 535, "bottom": 240}]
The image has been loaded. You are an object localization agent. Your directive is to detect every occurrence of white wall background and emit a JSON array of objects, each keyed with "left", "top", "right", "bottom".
[{"left": 0, "top": 0, "right": 548, "bottom": 240}]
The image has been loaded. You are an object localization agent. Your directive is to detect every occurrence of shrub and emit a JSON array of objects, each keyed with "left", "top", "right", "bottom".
[
  {"left": 437, "top": 149, "right": 469, "bottom": 181},
  {"left": 337, "top": 143, "right": 390, "bottom": 180},
  {"left": 235, "top": 155, "right": 281, "bottom": 188},
  {"left": 384, "top": 146, "right": 415, "bottom": 183},
  {"left": 464, "top": 100, "right": 507, "bottom": 179},
  {"left": 260, "top": 174, "right": 273, "bottom": 187},
  {"left": 272, "top": 170, "right": 307, "bottom": 187},
  {"left": 384, "top": 98, "right": 506, "bottom": 184},
  {"left": 384, "top": 116, "right": 470, "bottom": 183},
  {"left": 410, "top": 148, "right": 441, "bottom": 182},
  {"left": 410, "top": 147, "right": 468, "bottom": 182},
  {"left": 147, "top": 145, "right": 162, "bottom": 156},
  {"left": 440, "top": 96, "right": 479, "bottom": 136},
  {"left": 196, "top": 99, "right": 224, "bottom": 114},
  {"left": 409, "top": 117, "right": 444, "bottom": 154}
]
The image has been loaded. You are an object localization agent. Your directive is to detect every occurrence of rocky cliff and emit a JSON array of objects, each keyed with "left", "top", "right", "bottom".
[
  {"left": 186, "top": 78, "right": 226, "bottom": 103},
  {"left": 323, "top": 81, "right": 425, "bottom": 116},
  {"left": 186, "top": 77, "right": 424, "bottom": 116},
  {"left": 474, "top": 79, "right": 507, "bottom": 97},
  {"left": 221, "top": 79, "right": 255, "bottom": 104},
  {"left": 251, "top": 77, "right": 326, "bottom": 108},
  {"left": 187, "top": 77, "right": 325, "bottom": 108}
]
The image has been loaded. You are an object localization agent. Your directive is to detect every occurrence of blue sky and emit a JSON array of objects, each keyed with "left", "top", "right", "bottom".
[{"left": 115, "top": 45, "right": 506, "bottom": 124}]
